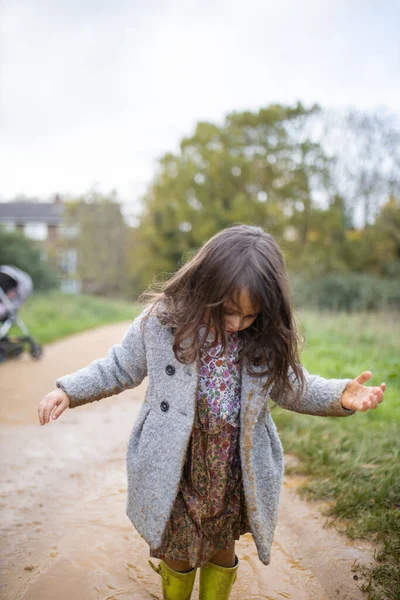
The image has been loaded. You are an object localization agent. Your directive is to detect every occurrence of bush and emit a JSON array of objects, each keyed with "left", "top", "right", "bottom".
[
  {"left": 0, "top": 227, "right": 59, "bottom": 291},
  {"left": 290, "top": 272, "right": 400, "bottom": 312}
]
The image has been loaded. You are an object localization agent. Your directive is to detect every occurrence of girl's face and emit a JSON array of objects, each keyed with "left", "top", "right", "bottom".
[
  {"left": 223, "top": 288, "right": 260, "bottom": 334},
  {"left": 207, "top": 288, "right": 260, "bottom": 335}
]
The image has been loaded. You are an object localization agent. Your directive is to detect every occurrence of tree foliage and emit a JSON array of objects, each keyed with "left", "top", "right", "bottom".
[
  {"left": 127, "top": 102, "right": 400, "bottom": 297},
  {"left": 129, "top": 102, "right": 333, "bottom": 291},
  {"left": 0, "top": 226, "right": 58, "bottom": 291},
  {"left": 319, "top": 107, "right": 400, "bottom": 227},
  {"left": 63, "top": 191, "right": 127, "bottom": 296}
]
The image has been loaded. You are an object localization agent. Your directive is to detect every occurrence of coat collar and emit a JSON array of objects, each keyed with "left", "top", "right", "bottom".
[{"left": 154, "top": 312, "right": 269, "bottom": 429}]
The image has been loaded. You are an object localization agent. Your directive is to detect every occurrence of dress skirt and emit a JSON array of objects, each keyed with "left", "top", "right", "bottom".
[{"left": 149, "top": 331, "right": 251, "bottom": 568}]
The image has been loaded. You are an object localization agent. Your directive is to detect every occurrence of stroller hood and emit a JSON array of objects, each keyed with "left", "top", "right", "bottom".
[{"left": 0, "top": 265, "right": 33, "bottom": 304}]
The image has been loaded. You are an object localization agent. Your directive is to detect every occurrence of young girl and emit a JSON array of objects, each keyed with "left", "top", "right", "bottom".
[{"left": 38, "top": 225, "right": 385, "bottom": 600}]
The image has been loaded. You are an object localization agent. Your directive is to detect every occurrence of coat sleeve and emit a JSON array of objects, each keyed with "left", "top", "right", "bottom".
[
  {"left": 55, "top": 310, "right": 148, "bottom": 408},
  {"left": 269, "top": 365, "right": 356, "bottom": 417}
]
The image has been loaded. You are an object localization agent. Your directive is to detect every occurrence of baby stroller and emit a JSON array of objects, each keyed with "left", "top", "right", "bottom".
[{"left": 0, "top": 265, "right": 43, "bottom": 363}]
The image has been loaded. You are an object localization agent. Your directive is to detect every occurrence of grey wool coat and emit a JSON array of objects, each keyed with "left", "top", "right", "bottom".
[{"left": 56, "top": 306, "right": 355, "bottom": 566}]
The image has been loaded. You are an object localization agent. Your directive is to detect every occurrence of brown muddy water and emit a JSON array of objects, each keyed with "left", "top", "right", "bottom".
[{"left": 0, "top": 323, "right": 375, "bottom": 599}]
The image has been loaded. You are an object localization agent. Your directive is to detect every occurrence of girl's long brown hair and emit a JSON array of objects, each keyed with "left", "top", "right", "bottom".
[{"left": 141, "top": 224, "right": 305, "bottom": 405}]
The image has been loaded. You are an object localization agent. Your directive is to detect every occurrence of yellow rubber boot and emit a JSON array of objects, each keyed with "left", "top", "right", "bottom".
[
  {"left": 149, "top": 560, "right": 197, "bottom": 600},
  {"left": 199, "top": 556, "right": 239, "bottom": 600}
]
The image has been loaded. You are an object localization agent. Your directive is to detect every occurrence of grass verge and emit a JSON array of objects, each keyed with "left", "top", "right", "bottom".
[
  {"left": 272, "top": 309, "right": 400, "bottom": 600},
  {"left": 9, "top": 291, "right": 140, "bottom": 344}
]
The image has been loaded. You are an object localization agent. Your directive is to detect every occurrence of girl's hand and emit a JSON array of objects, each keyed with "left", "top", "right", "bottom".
[
  {"left": 341, "top": 371, "right": 385, "bottom": 412},
  {"left": 38, "top": 388, "right": 70, "bottom": 425}
]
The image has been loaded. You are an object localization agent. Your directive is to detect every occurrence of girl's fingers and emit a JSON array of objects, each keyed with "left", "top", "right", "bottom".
[
  {"left": 366, "top": 398, "right": 376, "bottom": 410},
  {"left": 372, "top": 388, "right": 384, "bottom": 404},
  {"left": 353, "top": 393, "right": 373, "bottom": 411},
  {"left": 38, "top": 402, "right": 49, "bottom": 425},
  {"left": 43, "top": 402, "right": 55, "bottom": 424},
  {"left": 49, "top": 398, "right": 64, "bottom": 422},
  {"left": 371, "top": 386, "right": 384, "bottom": 395},
  {"left": 361, "top": 390, "right": 382, "bottom": 411},
  {"left": 354, "top": 371, "right": 372, "bottom": 385},
  {"left": 52, "top": 397, "right": 70, "bottom": 421},
  {"left": 39, "top": 390, "right": 70, "bottom": 425},
  {"left": 343, "top": 380, "right": 385, "bottom": 413},
  {"left": 361, "top": 385, "right": 385, "bottom": 411},
  {"left": 51, "top": 399, "right": 67, "bottom": 420},
  {"left": 40, "top": 398, "right": 59, "bottom": 425}
]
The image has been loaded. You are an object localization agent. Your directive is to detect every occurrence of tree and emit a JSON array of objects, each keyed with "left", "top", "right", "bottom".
[
  {"left": 318, "top": 107, "right": 400, "bottom": 227},
  {"left": 126, "top": 103, "right": 400, "bottom": 296},
  {"left": 64, "top": 191, "right": 127, "bottom": 296},
  {"left": 368, "top": 195, "right": 400, "bottom": 277},
  {"left": 0, "top": 226, "right": 58, "bottom": 290},
  {"left": 128, "top": 102, "right": 332, "bottom": 292}
]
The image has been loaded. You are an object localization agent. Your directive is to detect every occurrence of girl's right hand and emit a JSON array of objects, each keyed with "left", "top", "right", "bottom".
[{"left": 38, "top": 388, "right": 70, "bottom": 425}]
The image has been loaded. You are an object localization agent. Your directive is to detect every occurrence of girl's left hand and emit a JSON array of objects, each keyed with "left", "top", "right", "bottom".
[{"left": 341, "top": 371, "right": 385, "bottom": 412}]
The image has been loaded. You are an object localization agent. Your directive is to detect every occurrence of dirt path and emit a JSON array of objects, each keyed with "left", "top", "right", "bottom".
[{"left": 0, "top": 323, "right": 375, "bottom": 600}]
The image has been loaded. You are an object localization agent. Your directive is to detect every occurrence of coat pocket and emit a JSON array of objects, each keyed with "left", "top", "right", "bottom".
[{"left": 126, "top": 403, "right": 152, "bottom": 459}]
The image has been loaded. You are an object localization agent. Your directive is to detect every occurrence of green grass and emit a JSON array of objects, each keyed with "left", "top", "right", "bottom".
[
  {"left": 9, "top": 291, "right": 140, "bottom": 344},
  {"left": 272, "top": 309, "right": 400, "bottom": 600}
]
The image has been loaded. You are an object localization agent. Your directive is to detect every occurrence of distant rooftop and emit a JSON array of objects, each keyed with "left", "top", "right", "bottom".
[{"left": 0, "top": 199, "right": 64, "bottom": 225}]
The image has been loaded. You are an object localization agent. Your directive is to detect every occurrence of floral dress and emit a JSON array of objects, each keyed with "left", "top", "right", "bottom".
[{"left": 150, "top": 331, "right": 251, "bottom": 568}]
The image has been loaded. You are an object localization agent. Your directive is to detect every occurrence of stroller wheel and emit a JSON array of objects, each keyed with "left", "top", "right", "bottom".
[
  {"left": 0, "top": 339, "right": 24, "bottom": 360},
  {"left": 30, "top": 344, "right": 43, "bottom": 360},
  {"left": 9, "top": 345, "right": 24, "bottom": 359}
]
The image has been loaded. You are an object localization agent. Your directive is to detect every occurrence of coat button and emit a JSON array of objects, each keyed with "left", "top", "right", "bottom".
[
  {"left": 165, "top": 364, "right": 175, "bottom": 376},
  {"left": 160, "top": 400, "right": 169, "bottom": 412}
]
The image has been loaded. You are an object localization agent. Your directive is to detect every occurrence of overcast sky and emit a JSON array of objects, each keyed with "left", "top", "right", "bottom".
[{"left": 1, "top": 0, "right": 399, "bottom": 219}]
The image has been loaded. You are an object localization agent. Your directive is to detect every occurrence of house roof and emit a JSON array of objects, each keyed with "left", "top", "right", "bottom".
[{"left": 0, "top": 202, "right": 64, "bottom": 225}]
